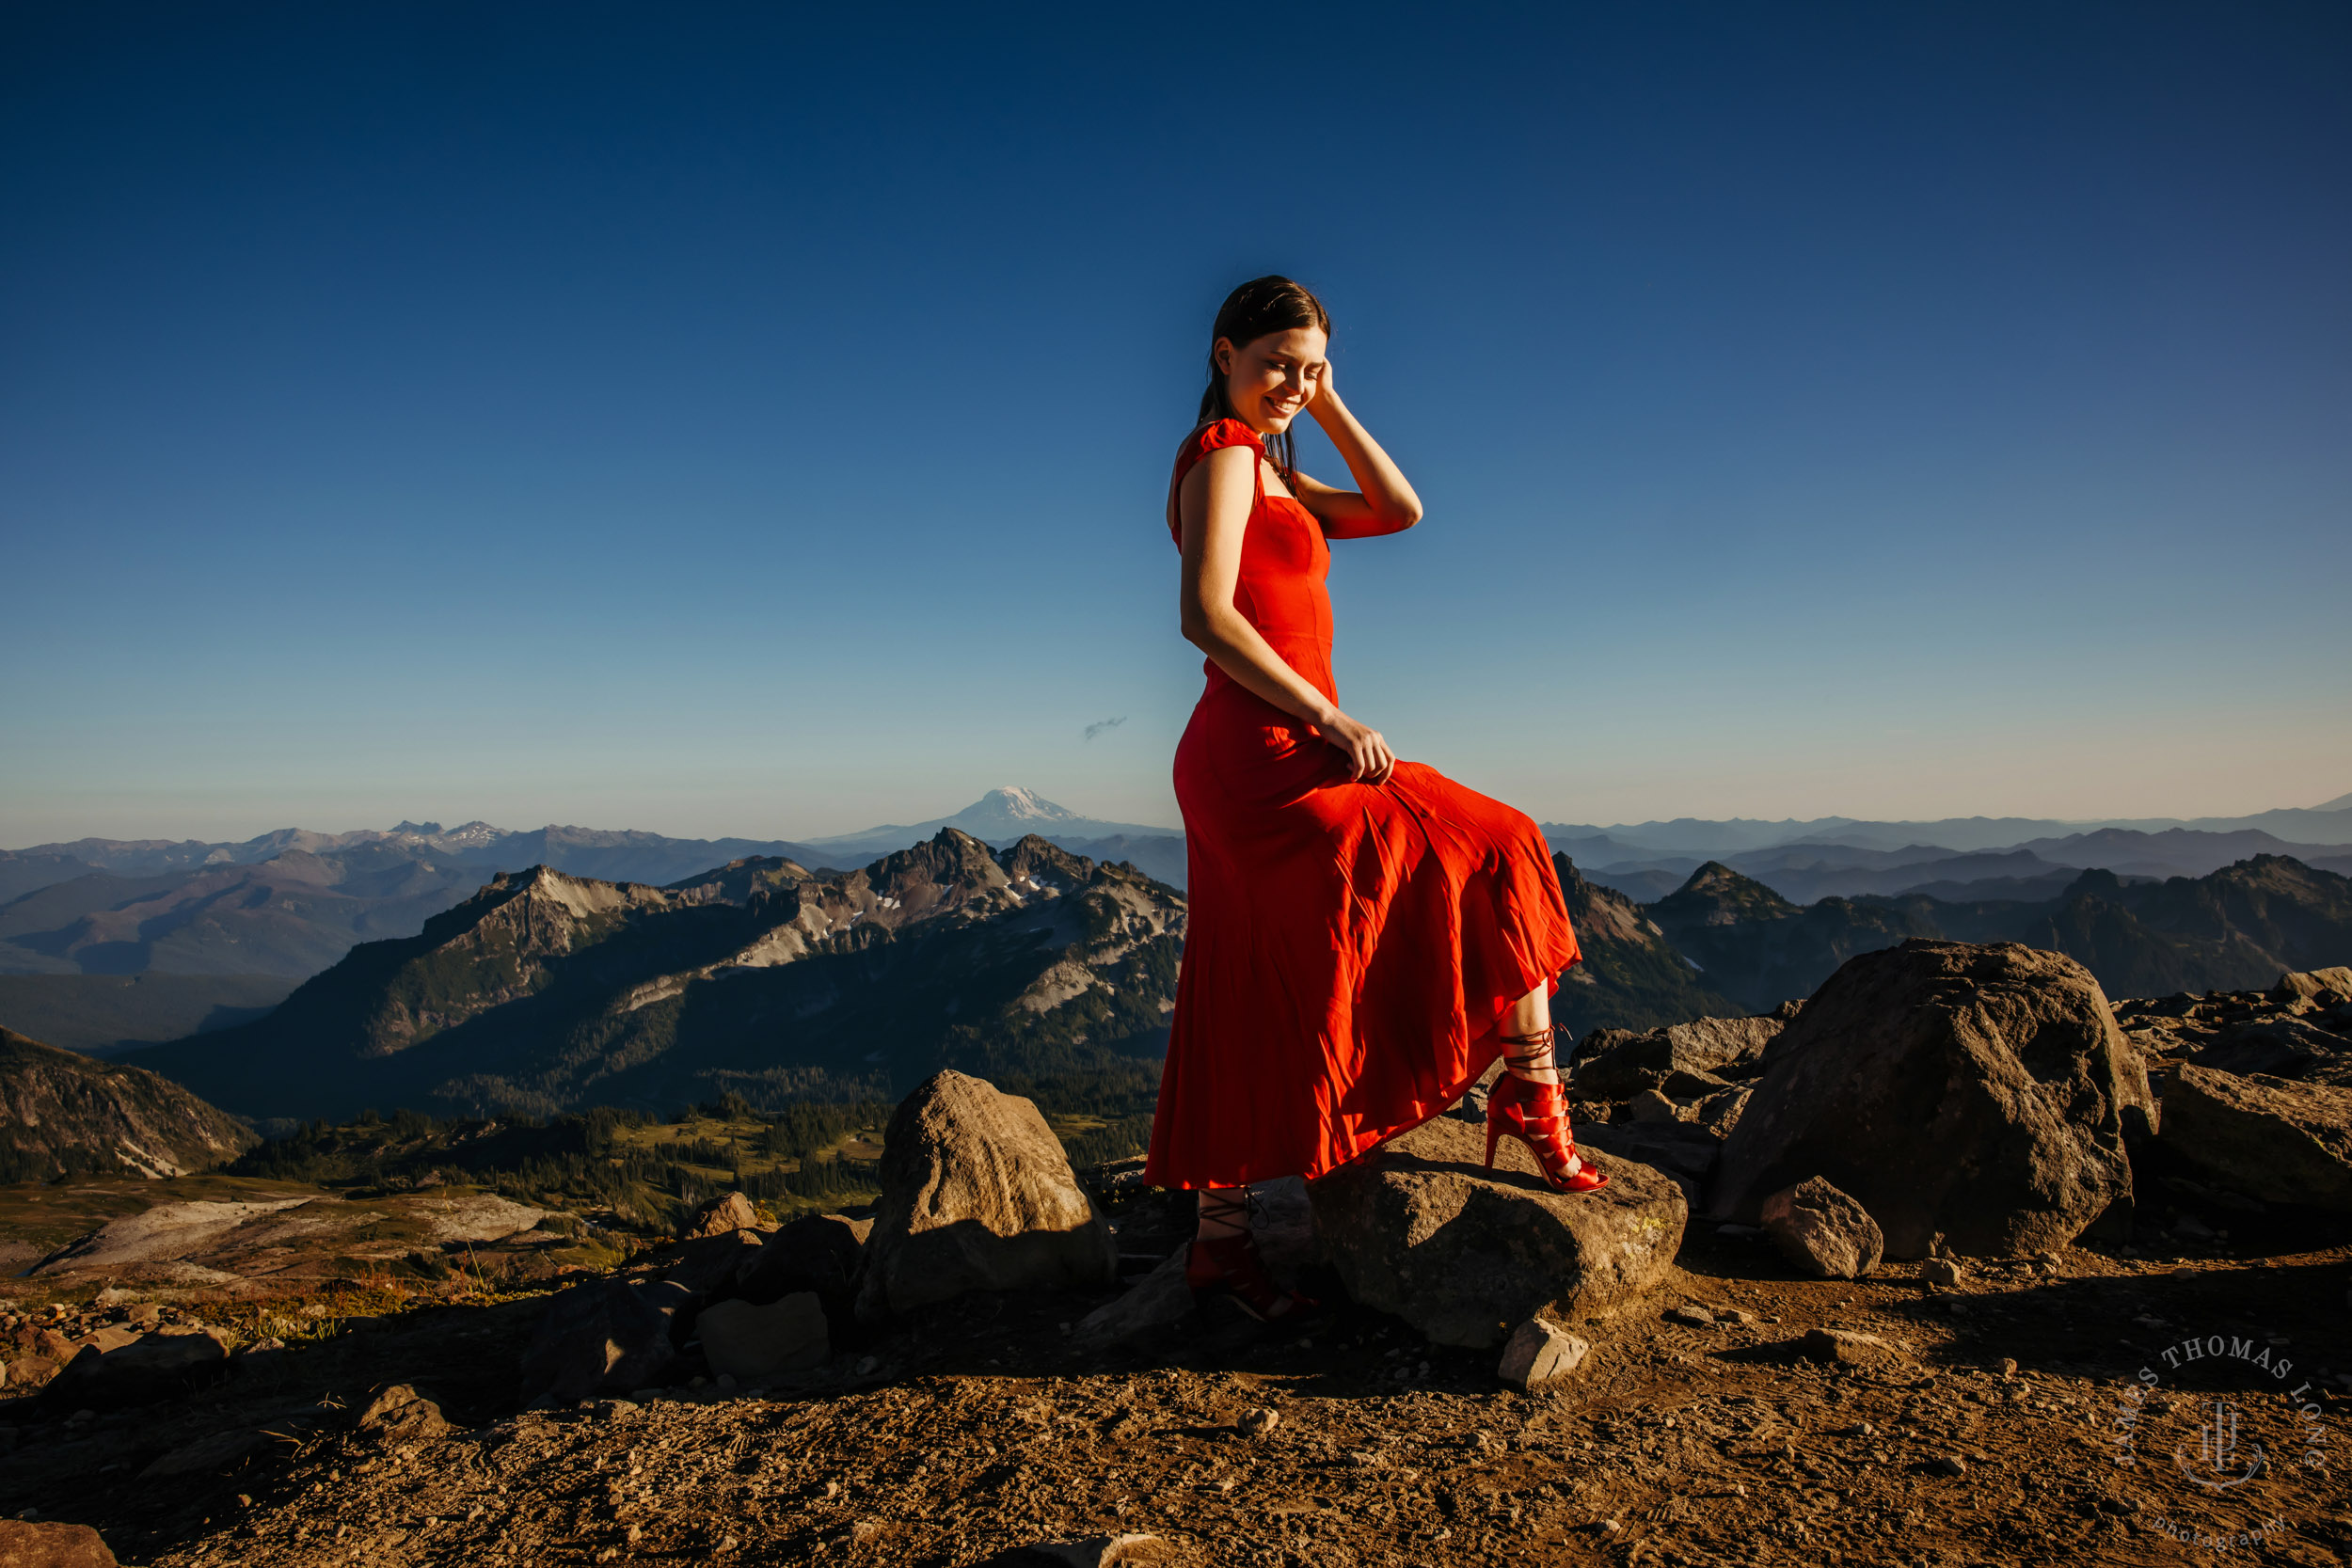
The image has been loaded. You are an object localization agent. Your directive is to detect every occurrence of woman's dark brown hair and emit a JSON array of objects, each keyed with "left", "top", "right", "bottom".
[{"left": 1194, "top": 275, "right": 1330, "bottom": 490}]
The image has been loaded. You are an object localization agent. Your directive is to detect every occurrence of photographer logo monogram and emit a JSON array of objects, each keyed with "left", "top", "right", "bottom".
[{"left": 2110, "top": 1328, "right": 2331, "bottom": 1553}]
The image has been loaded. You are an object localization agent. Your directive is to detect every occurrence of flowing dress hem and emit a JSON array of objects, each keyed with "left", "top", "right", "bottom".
[{"left": 1141, "top": 953, "right": 1579, "bottom": 1191}]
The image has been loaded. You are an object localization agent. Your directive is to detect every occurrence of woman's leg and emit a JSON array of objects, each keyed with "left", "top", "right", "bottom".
[
  {"left": 1187, "top": 1185, "right": 1315, "bottom": 1320},
  {"left": 1487, "top": 982, "right": 1606, "bottom": 1191},
  {"left": 1196, "top": 1185, "right": 1249, "bottom": 1241},
  {"left": 1499, "top": 983, "right": 1559, "bottom": 1084}
]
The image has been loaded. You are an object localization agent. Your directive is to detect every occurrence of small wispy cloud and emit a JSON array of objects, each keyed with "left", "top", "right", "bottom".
[{"left": 1083, "top": 715, "right": 1128, "bottom": 742}]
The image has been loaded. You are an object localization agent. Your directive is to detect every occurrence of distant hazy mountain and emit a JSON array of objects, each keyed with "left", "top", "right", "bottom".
[
  {"left": 1549, "top": 812, "right": 2352, "bottom": 907},
  {"left": 802, "top": 787, "right": 1181, "bottom": 861},
  {"left": 0, "top": 974, "right": 295, "bottom": 1056},
  {"left": 0, "top": 848, "right": 494, "bottom": 978},
  {"left": 1636, "top": 854, "right": 2352, "bottom": 1011},
  {"left": 123, "top": 831, "right": 1184, "bottom": 1123},
  {"left": 1539, "top": 790, "right": 2352, "bottom": 860},
  {"left": 0, "top": 820, "right": 839, "bottom": 899}
]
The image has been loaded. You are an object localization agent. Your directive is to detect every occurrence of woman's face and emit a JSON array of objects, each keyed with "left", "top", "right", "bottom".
[{"left": 1216, "top": 326, "right": 1327, "bottom": 434}]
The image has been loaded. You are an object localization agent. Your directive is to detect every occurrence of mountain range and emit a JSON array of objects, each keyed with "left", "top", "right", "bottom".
[
  {"left": 6, "top": 787, "right": 2347, "bottom": 1069},
  {"left": 0, "top": 791, "right": 1186, "bottom": 1051},
  {"left": 1633, "top": 852, "right": 2352, "bottom": 1012},
  {"left": 1539, "top": 790, "right": 2352, "bottom": 857},
  {"left": 121, "top": 831, "right": 1184, "bottom": 1126}
]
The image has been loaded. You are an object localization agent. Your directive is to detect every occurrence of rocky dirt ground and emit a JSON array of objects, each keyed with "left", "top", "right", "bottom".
[
  {"left": 3, "top": 1186, "right": 2347, "bottom": 1568},
  {"left": 7, "top": 964, "right": 2351, "bottom": 1567}
]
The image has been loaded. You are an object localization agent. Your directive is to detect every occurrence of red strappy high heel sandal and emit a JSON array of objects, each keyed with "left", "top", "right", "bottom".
[
  {"left": 1185, "top": 1190, "right": 1319, "bottom": 1323},
  {"left": 1486, "top": 1027, "right": 1609, "bottom": 1194},
  {"left": 1186, "top": 1233, "right": 1318, "bottom": 1322}
]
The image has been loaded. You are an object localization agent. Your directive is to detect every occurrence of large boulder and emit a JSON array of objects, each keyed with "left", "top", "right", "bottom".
[
  {"left": 0, "top": 1520, "right": 118, "bottom": 1567},
  {"left": 1709, "top": 941, "right": 2153, "bottom": 1259},
  {"left": 695, "top": 1293, "right": 829, "bottom": 1380},
  {"left": 40, "top": 1326, "right": 228, "bottom": 1411},
  {"left": 1569, "top": 1014, "right": 1788, "bottom": 1100},
  {"left": 1306, "top": 1114, "right": 1685, "bottom": 1349},
  {"left": 518, "top": 1277, "right": 690, "bottom": 1402},
  {"left": 682, "top": 1191, "right": 765, "bottom": 1239},
  {"left": 737, "top": 1212, "right": 868, "bottom": 1306},
  {"left": 2158, "top": 1065, "right": 2352, "bottom": 1212},
  {"left": 662, "top": 1228, "right": 768, "bottom": 1296},
  {"left": 856, "top": 1070, "right": 1117, "bottom": 1319}
]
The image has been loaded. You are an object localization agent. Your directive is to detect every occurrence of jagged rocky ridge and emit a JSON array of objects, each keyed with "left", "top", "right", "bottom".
[
  {"left": 123, "top": 832, "right": 1183, "bottom": 1123},
  {"left": 0, "top": 1026, "right": 256, "bottom": 1180}
]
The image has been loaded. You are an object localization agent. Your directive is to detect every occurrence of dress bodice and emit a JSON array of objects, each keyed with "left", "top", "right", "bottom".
[{"left": 1168, "top": 418, "right": 1337, "bottom": 702}]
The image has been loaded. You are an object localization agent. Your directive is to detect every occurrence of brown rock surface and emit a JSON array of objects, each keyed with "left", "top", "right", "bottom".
[
  {"left": 856, "top": 1070, "right": 1116, "bottom": 1319},
  {"left": 735, "top": 1212, "right": 866, "bottom": 1306},
  {"left": 695, "top": 1293, "right": 829, "bottom": 1381},
  {"left": 0, "top": 1520, "right": 118, "bottom": 1567},
  {"left": 40, "top": 1326, "right": 229, "bottom": 1411},
  {"left": 1711, "top": 941, "right": 2152, "bottom": 1258},
  {"left": 1307, "top": 1114, "right": 1685, "bottom": 1348},
  {"left": 1759, "top": 1177, "right": 1883, "bottom": 1279},
  {"left": 681, "top": 1191, "right": 764, "bottom": 1239},
  {"left": 2275, "top": 966, "right": 2352, "bottom": 1004},
  {"left": 356, "top": 1383, "right": 450, "bottom": 1443},
  {"left": 517, "top": 1277, "right": 688, "bottom": 1402},
  {"left": 1570, "top": 1014, "right": 1785, "bottom": 1100},
  {"left": 2158, "top": 1063, "right": 2352, "bottom": 1211}
]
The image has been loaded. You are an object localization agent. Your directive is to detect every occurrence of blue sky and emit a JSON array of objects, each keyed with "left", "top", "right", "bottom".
[{"left": 4, "top": 2, "right": 2346, "bottom": 845}]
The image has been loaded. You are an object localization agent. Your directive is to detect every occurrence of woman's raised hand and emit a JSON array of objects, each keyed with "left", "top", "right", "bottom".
[
  {"left": 1306, "top": 357, "right": 1338, "bottom": 419},
  {"left": 1319, "top": 710, "right": 1395, "bottom": 785}
]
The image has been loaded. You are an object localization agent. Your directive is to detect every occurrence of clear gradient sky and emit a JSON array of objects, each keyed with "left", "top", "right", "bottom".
[{"left": 4, "top": 3, "right": 2347, "bottom": 846}]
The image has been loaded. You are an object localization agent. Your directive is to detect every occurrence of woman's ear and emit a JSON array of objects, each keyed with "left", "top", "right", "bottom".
[{"left": 1213, "top": 337, "right": 1233, "bottom": 375}]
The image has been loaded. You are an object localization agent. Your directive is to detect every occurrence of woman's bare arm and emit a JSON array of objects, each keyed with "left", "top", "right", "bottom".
[
  {"left": 1289, "top": 371, "right": 1423, "bottom": 540},
  {"left": 1179, "top": 446, "right": 1396, "bottom": 784}
]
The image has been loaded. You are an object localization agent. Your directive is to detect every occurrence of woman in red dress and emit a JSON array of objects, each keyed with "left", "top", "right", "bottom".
[{"left": 1144, "top": 276, "right": 1606, "bottom": 1322}]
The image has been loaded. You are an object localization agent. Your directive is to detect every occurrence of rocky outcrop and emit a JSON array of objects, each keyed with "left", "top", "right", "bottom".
[
  {"left": 1576, "top": 1120, "right": 1724, "bottom": 1196},
  {"left": 2276, "top": 966, "right": 2352, "bottom": 1005},
  {"left": 2157, "top": 1064, "right": 2352, "bottom": 1212},
  {"left": 0, "top": 1027, "right": 255, "bottom": 1181},
  {"left": 681, "top": 1191, "right": 766, "bottom": 1239},
  {"left": 1760, "top": 1177, "right": 1883, "bottom": 1279},
  {"left": 40, "top": 1325, "right": 230, "bottom": 1410},
  {"left": 856, "top": 1071, "right": 1117, "bottom": 1319},
  {"left": 1568, "top": 1012, "right": 1788, "bottom": 1100},
  {"left": 0, "top": 1520, "right": 119, "bottom": 1567},
  {"left": 1073, "top": 1247, "right": 1194, "bottom": 1349},
  {"left": 31, "top": 1190, "right": 551, "bottom": 1291},
  {"left": 518, "top": 1278, "right": 691, "bottom": 1403},
  {"left": 737, "top": 1212, "right": 867, "bottom": 1307},
  {"left": 1307, "top": 1115, "right": 1685, "bottom": 1349},
  {"left": 695, "top": 1293, "right": 830, "bottom": 1380},
  {"left": 1710, "top": 941, "right": 2152, "bottom": 1259},
  {"left": 2188, "top": 1016, "right": 2352, "bottom": 1086}
]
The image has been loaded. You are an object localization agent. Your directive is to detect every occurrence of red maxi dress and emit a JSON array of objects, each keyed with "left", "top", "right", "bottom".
[{"left": 1144, "top": 418, "right": 1583, "bottom": 1190}]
